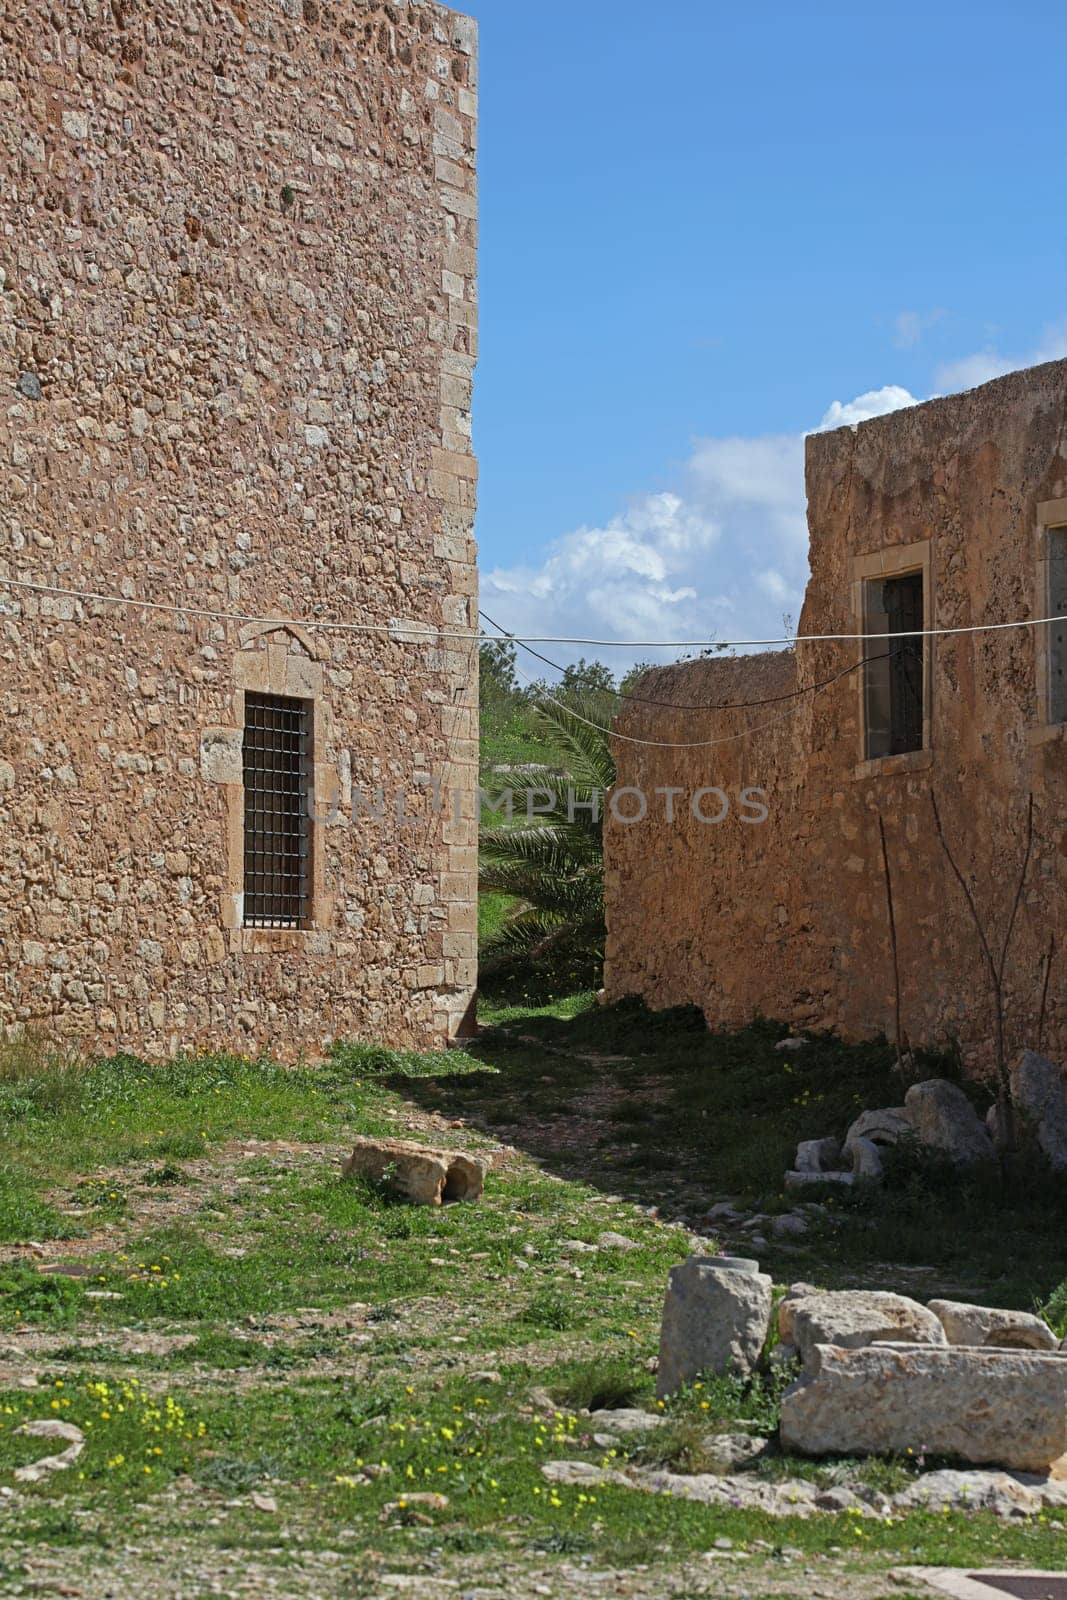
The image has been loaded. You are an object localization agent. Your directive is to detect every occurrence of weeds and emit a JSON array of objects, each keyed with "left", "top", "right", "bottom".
[{"left": 552, "top": 1356, "right": 649, "bottom": 1413}]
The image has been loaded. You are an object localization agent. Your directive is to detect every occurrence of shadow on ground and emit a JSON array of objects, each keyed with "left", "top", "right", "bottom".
[{"left": 399, "top": 997, "right": 1067, "bottom": 1311}]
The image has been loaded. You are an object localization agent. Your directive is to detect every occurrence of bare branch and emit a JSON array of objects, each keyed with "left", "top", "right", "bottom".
[
  {"left": 929, "top": 790, "right": 997, "bottom": 985},
  {"left": 996, "top": 793, "right": 1035, "bottom": 991},
  {"left": 1038, "top": 933, "right": 1056, "bottom": 1056},
  {"left": 879, "top": 812, "right": 906, "bottom": 1079}
]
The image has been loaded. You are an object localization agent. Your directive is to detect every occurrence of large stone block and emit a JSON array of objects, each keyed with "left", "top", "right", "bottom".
[
  {"left": 785, "top": 1290, "right": 946, "bottom": 1365},
  {"left": 904, "top": 1079, "right": 994, "bottom": 1165},
  {"left": 1012, "top": 1051, "right": 1067, "bottom": 1171},
  {"left": 928, "top": 1298, "right": 1059, "bottom": 1351},
  {"left": 342, "top": 1137, "right": 486, "bottom": 1207},
  {"left": 656, "top": 1257, "right": 772, "bottom": 1398},
  {"left": 781, "top": 1343, "right": 1067, "bottom": 1470}
]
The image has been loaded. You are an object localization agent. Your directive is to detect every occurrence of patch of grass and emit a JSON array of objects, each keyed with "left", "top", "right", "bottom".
[
  {"left": 1042, "top": 1275, "right": 1067, "bottom": 1338},
  {"left": 0, "top": 1265, "right": 85, "bottom": 1329},
  {"left": 632, "top": 1416, "right": 724, "bottom": 1474},
  {"left": 552, "top": 1356, "right": 649, "bottom": 1413},
  {"left": 519, "top": 1288, "right": 581, "bottom": 1332},
  {"left": 327, "top": 1039, "right": 486, "bottom": 1078},
  {"left": 0, "top": 1168, "right": 75, "bottom": 1243},
  {"left": 141, "top": 1163, "right": 188, "bottom": 1187}
]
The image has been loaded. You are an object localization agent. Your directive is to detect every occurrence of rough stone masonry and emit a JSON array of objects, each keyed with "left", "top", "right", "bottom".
[
  {"left": 605, "top": 363, "right": 1067, "bottom": 1066},
  {"left": 0, "top": 0, "right": 479, "bottom": 1056}
]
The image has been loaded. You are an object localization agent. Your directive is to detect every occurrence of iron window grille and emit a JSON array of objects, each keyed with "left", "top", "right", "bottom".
[{"left": 242, "top": 692, "right": 312, "bottom": 928}]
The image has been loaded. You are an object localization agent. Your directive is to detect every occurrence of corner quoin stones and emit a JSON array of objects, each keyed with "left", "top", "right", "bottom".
[{"left": 0, "top": 0, "right": 480, "bottom": 1058}]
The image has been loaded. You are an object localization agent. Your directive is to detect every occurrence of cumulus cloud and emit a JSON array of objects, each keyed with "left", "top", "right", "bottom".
[
  {"left": 935, "top": 318, "right": 1067, "bottom": 394},
  {"left": 815, "top": 385, "right": 921, "bottom": 432},
  {"left": 481, "top": 384, "right": 922, "bottom": 675}
]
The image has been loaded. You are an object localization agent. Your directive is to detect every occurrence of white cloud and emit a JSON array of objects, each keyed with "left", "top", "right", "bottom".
[
  {"left": 935, "top": 318, "right": 1067, "bottom": 394},
  {"left": 482, "top": 383, "right": 923, "bottom": 675},
  {"left": 815, "top": 385, "right": 921, "bottom": 432}
]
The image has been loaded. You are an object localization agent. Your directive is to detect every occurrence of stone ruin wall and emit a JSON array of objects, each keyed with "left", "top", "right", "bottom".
[
  {"left": 606, "top": 361, "right": 1067, "bottom": 1072},
  {"left": 0, "top": 0, "right": 479, "bottom": 1057}
]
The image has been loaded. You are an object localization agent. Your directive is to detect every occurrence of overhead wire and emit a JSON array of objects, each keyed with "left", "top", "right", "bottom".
[{"left": 1, "top": 574, "right": 1065, "bottom": 651}]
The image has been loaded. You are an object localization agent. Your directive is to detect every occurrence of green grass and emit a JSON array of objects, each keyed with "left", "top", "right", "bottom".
[{"left": 2, "top": 1009, "right": 1067, "bottom": 1596}]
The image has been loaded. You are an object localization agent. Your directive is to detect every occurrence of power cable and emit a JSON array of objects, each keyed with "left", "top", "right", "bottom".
[{"left": 2, "top": 574, "right": 1065, "bottom": 651}]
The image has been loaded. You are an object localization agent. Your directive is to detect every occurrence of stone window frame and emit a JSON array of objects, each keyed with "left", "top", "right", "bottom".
[
  {"left": 200, "top": 623, "right": 336, "bottom": 954},
  {"left": 850, "top": 538, "right": 935, "bottom": 781},
  {"left": 1030, "top": 497, "right": 1067, "bottom": 747}
]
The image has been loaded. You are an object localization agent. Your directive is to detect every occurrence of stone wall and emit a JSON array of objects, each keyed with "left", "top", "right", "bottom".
[
  {"left": 0, "top": 0, "right": 479, "bottom": 1057},
  {"left": 605, "top": 361, "right": 1067, "bottom": 1070}
]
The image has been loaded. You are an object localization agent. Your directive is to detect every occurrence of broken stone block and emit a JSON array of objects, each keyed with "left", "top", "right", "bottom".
[
  {"left": 783, "top": 1169, "right": 855, "bottom": 1192},
  {"left": 780, "top": 1343, "right": 1067, "bottom": 1471},
  {"left": 848, "top": 1136, "right": 884, "bottom": 1180},
  {"left": 785, "top": 1289, "right": 947, "bottom": 1367},
  {"left": 904, "top": 1078, "right": 995, "bottom": 1165},
  {"left": 1012, "top": 1051, "right": 1067, "bottom": 1171},
  {"left": 928, "top": 1298, "right": 1059, "bottom": 1351},
  {"left": 794, "top": 1136, "right": 842, "bottom": 1173},
  {"left": 843, "top": 1106, "right": 912, "bottom": 1150},
  {"left": 656, "top": 1256, "right": 772, "bottom": 1398},
  {"left": 342, "top": 1136, "right": 486, "bottom": 1206}
]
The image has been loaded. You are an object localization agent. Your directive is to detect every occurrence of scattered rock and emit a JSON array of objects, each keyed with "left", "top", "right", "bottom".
[
  {"left": 467, "top": 1369, "right": 502, "bottom": 1384},
  {"left": 381, "top": 1492, "right": 449, "bottom": 1517},
  {"left": 342, "top": 1136, "right": 486, "bottom": 1206},
  {"left": 785, "top": 1289, "right": 946, "bottom": 1365},
  {"left": 702, "top": 1430, "right": 772, "bottom": 1471},
  {"left": 771, "top": 1212, "right": 809, "bottom": 1237},
  {"left": 560, "top": 1239, "right": 599, "bottom": 1254},
  {"left": 656, "top": 1256, "right": 772, "bottom": 1397},
  {"left": 893, "top": 1467, "right": 1067, "bottom": 1516},
  {"left": 589, "top": 1408, "right": 664, "bottom": 1436},
  {"left": 784, "top": 1169, "right": 855, "bottom": 1192},
  {"left": 16, "top": 371, "right": 41, "bottom": 400},
  {"left": 794, "top": 1136, "right": 842, "bottom": 1174},
  {"left": 597, "top": 1231, "right": 639, "bottom": 1251},
  {"left": 250, "top": 1492, "right": 277, "bottom": 1513},
  {"left": 848, "top": 1135, "right": 884, "bottom": 1181},
  {"left": 928, "top": 1298, "right": 1059, "bottom": 1351},
  {"left": 542, "top": 1460, "right": 631, "bottom": 1489},
  {"left": 1012, "top": 1050, "right": 1067, "bottom": 1171},
  {"left": 13, "top": 1419, "right": 85, "bottom": 1482},
  {"left": 780, "top": 1343, "right": 1067, "bottom": 1470},
  {"left": 903, "top": 1079, "right": 994, "bottom": 1166}
]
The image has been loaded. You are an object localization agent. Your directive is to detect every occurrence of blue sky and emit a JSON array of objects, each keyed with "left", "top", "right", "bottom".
[{"left": 461, "top": 0, "right": 1067, "bottom": 675}]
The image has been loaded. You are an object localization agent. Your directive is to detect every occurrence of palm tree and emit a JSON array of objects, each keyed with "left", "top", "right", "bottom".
[{"left": 478, "top": 694, "right": 614, "bottom": 976}]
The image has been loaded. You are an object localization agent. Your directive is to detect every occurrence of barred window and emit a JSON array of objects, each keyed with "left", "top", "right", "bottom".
[
  {"left": 864, "top": 570, "right": 925, "bottom": 760},
  {"left": 242, "top": 693, "right": 312, "bottom": 928}
]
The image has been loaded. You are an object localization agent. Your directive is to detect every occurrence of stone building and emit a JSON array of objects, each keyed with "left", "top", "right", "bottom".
[
  {"left": 0, "top": 0, "right": 479, "bottom": 1056},
  {"left": 605, "top": 360, "right": 1067, "bottom": 1065}
]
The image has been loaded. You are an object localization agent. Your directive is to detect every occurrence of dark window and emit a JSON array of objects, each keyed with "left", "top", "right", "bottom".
[
  {"left": 1050, "top": 528, "right": 1067, "bottom": 724},
  {"left": 864, "top": 570, "right": 925, "bottom": 760},
  {"left": 242, "top": 693, "right": 312, "bottom": 928}
]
